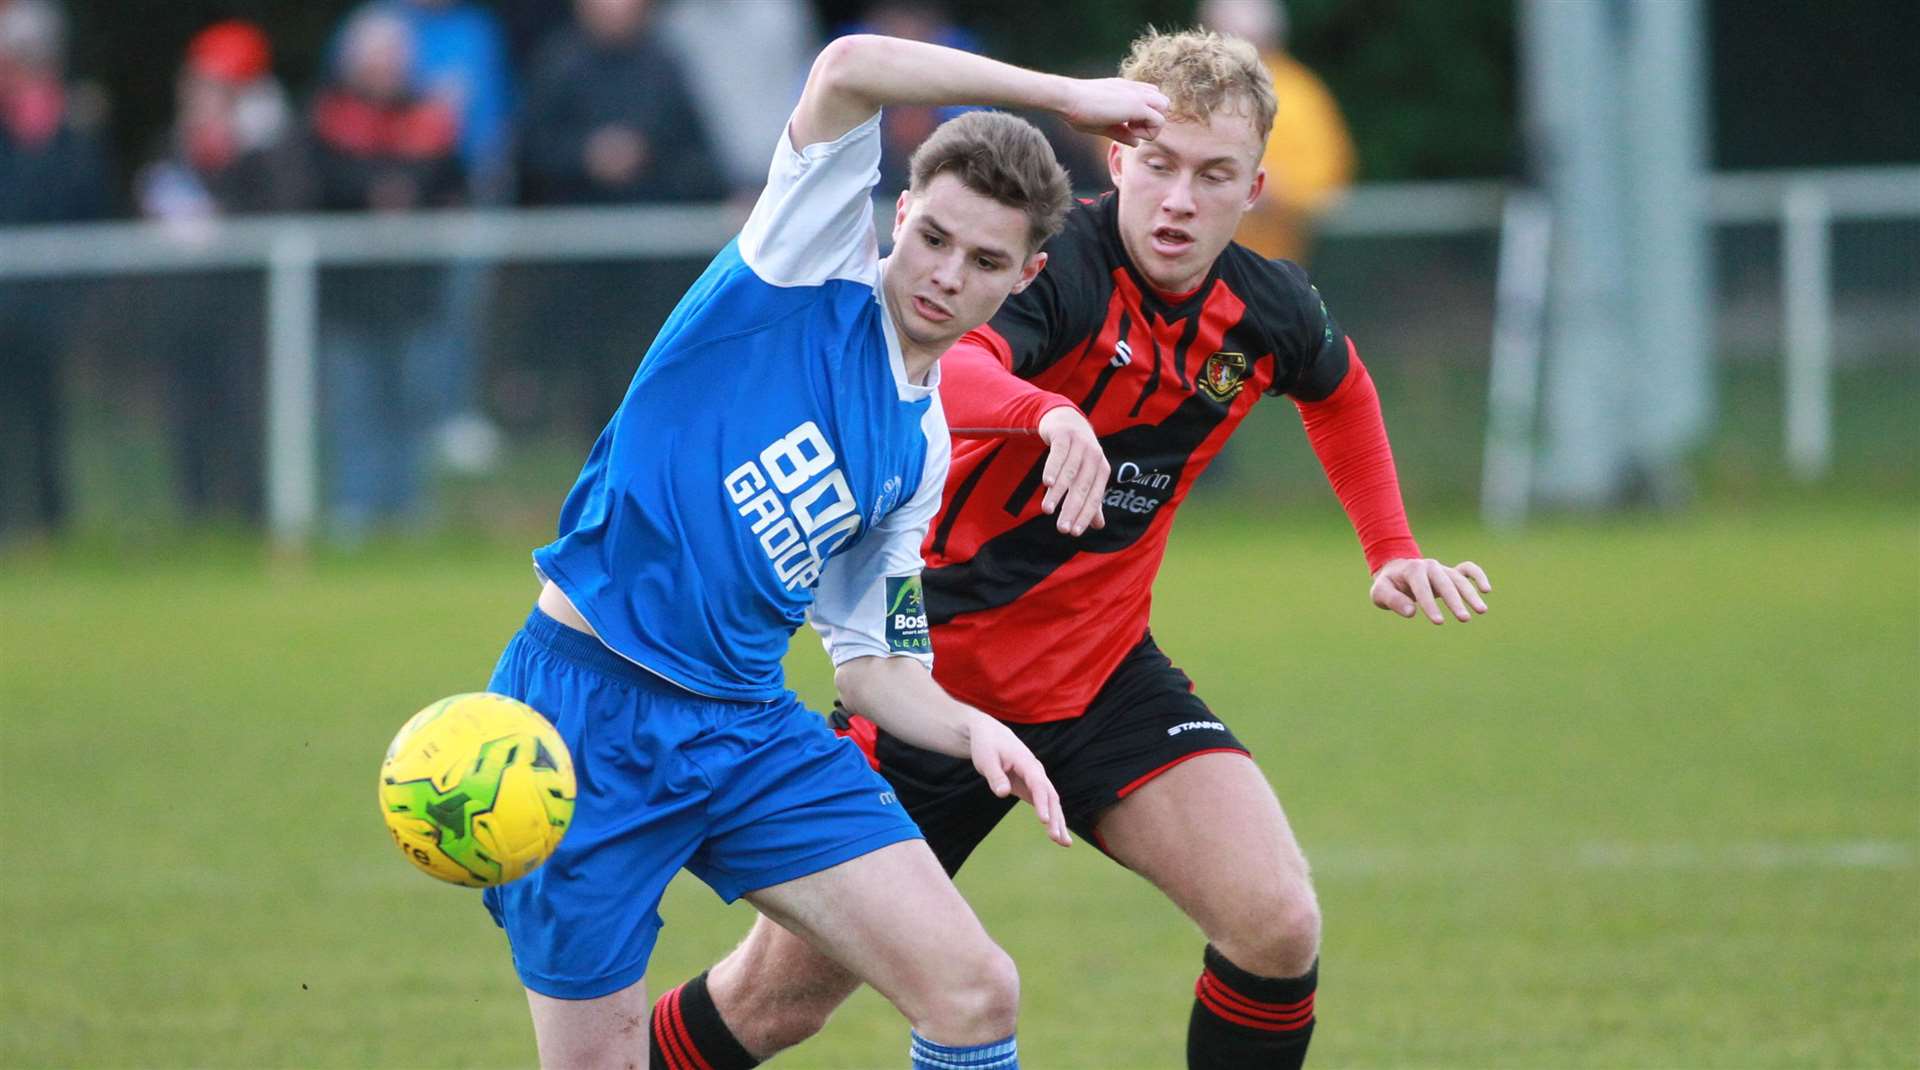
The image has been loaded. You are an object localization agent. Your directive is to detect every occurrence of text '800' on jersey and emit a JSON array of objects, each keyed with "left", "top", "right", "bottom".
[
  {"left": 533, "top": 114, "right": 949, "bottom": 703},
  {"left": 925, "top": 192, "right": 1350, "bottom": 723}
]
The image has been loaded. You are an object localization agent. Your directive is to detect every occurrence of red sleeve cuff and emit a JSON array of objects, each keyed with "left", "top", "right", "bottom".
[
  {"left": 941, "top": 327, "right": 1077, "bottom": 438},
  {"left": 1293, "top": 343, "right": 1421, "bottom": 572}
]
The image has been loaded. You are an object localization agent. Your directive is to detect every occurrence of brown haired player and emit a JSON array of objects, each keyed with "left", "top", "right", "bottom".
[
  {"left": 650, "top": 27, "right": 1489, "bottom": 1070},
  {"left": 484, "top": 31, "right": 1166, "bottom": 1070}
]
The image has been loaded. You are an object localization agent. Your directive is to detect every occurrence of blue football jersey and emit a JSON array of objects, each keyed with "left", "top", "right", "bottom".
[{"left": 533, "top": 114, "right": 949, "bottom": 702}]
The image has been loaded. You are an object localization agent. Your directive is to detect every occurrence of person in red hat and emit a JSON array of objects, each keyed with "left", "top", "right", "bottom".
[
  {"left": 141, "top": 19, "right": 300, "bottom": 221},
  {"left": 187, "top": 20, "right": 270, "bottom": 83},
  {"left": 134, "top": 18, "right": 305, "bottom": 524}
]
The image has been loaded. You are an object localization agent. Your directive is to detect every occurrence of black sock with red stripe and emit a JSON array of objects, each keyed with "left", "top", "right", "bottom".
[
  {"left": 650, "top": 970, "right": 761, "bottom": 1070},
  {"left": 1188, "top": 946, "right": 1317, "bottom": 1069}
]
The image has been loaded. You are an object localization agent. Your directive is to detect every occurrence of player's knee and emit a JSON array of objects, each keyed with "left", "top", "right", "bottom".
[
  {"left": 751, "top": 994, "right": 836, "bottom": 1053},
  {"left": 716, "top": 957, "right": 851, "bottom": 1055},
  {"left": 1219, "top": 882, "right": 1322, "bottom": 978},
  {"left": 920, "top": 944, "right": 1020, "bottom": 1039},
  {"left": 1270, "top": 895, "right": 1323, "bottom": 973}
]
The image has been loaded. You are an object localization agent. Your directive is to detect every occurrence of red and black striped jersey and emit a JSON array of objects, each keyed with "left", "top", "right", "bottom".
[{"left": 922, "top": 193, "right": 1393, "bottom": 724}]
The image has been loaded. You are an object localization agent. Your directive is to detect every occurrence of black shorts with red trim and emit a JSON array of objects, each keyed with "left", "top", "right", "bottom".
[{"left": 830, "top": 630, "right": 1249, "bottom": 875}]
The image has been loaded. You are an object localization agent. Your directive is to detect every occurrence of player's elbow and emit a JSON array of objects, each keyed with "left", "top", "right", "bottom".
[
  {"left": 808, "top": 35, "right": 882, "bottom": 104},
  {"left": 832, "top": 655, "right": 891, "bottom": 713}
]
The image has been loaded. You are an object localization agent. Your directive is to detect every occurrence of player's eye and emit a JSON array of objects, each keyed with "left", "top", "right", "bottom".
[
  {"left": 976, "top": 256, "right": 1000, "bottom": 271},
  {"left": 1204, "top": 171, "right": 1230, "bottom": 184},
  {"left": 923, "top": 232, "right": 944, "bottom": 248}
]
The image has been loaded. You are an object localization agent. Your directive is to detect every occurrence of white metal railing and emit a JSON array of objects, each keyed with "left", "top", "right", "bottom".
[
  {"left": 2, "top": 167, "right": 1915, "bottom": 543},
  {"left": 1, "top": 203, "right": 742, "bottom": 544}
]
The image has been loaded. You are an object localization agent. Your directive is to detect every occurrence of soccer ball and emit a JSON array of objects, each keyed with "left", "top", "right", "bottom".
[{"left": 379, "top": 692, "right": 576, "bottom": 888}]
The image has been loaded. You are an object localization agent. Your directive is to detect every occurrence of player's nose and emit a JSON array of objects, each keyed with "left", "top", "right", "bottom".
[
  {"left": 1162, "top": 175, "right": 1197, "bottom": 216},
  {"left": 930, "top": 250, "right": 964, "bottom": 292}
]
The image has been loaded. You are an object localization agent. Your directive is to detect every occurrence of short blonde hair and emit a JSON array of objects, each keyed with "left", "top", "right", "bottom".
[{"left": 1119, "top": 27, "right": 1277, "bottom": 145}]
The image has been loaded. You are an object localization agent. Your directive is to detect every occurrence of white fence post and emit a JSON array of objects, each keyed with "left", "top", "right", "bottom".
[
  {"left": 1782, "top": 182, "right": 1833, "bottom": 482},
  {"left": 1481, "top": 191, "right": 1554, "bottom": 530},
  {"left": 266, "top": 227, "right": 319, "bottom": 548}
]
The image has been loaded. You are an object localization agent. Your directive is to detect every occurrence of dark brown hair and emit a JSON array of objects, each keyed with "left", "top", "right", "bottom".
[{"left": 908, "top": 110, "right": 1073, "bottom": 252}]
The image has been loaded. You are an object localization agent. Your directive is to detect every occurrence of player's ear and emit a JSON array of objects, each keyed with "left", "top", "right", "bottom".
[
  {"left": 891, "top": 188, "right": 913, "bottom": 243},
  {"left": 1245, "top": 165, "right": 1267, "bottom": 210},
  {"left": 1010, "top": 251, "right": 1048, "bottom": 295},
  {"left": 1106, "top": 141, "right": 1126, "bottom": 188}
]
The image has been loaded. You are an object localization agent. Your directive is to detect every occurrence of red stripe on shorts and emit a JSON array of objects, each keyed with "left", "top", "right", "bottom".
[{"left": 1114, "top": 747, "right": 1249, "bottom": 798}]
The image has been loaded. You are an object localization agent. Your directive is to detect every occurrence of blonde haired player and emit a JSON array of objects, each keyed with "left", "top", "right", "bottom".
[{"left": 649, "top": 27, "right": 1488, "bottom": 1069}]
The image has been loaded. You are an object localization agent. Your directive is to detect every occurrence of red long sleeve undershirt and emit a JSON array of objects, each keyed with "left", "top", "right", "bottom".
[
  {"left": 1294, "top": 341, "right": 1421, "bottom": 572},
  {"left": 939, "top": 329, "right": 1420, "bottom": 573},
  {"left": 940, "top": 330, "right": 1076, "bottom": 438}
]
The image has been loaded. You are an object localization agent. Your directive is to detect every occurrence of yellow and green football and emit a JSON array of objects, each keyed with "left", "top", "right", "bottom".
[{"left": 379, "top": 692, "right": 576, "bottom": 888}]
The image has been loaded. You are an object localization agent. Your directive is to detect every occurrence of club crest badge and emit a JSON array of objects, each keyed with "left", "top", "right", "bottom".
[{"left": 1199, "top": 351, "right": 1248, "bottom": 401}]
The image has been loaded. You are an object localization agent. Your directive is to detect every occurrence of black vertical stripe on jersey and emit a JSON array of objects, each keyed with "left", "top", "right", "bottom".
[
  {"left": 925, "top": 388, "right": 1235, "bottom": 624},
  {"left": 1079, "top": 360, "right": 1129, "bottom": 417},
  {"left": 1032, "top": 321, "right": 1103, "bottom": 382},
  {"left": 1003, "top": 454, "right": 1047, "bottom": 518},
  {"left": 998, "top": 306, "right": 1140, "bottom": 518},
  {"left": 997, "top": 204, "right": 1118, "bottom": 381},
  {"left": 931, "top": 440, "right": 1008, "bottom": 557},
  {"left": 1077, "top": 309, "right": 1133, "bottom": 415},
  {"left": 1169, "top": 310, "right": 1204, "bottom": 390},
  {"left": 1129, "top": 326, "right": 1165, "bottom": 417},
  {"left": 1130, "top": 297, "right": 1213, "bottom": 417}
]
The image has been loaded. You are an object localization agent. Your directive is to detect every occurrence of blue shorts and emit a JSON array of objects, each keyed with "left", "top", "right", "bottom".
[{"left": 479, "top": 608, "right": 923, "bottom": 1000}]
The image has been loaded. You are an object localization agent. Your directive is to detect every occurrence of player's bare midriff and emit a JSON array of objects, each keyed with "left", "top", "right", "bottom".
[{"left": 537, "top": 580, "right": 598, "bottom": 638}]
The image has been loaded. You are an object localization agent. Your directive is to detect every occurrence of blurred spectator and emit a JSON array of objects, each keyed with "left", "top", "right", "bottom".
[
  {"left": 342, "top": 0, "right": 516, "bottom": 484},
  {"left": 518, "top": 0, "right": 724, "bottom": 206},
  {"left": 140, "top": 21, "right": 301, "bottom": 222},
  {"left": 135, "top": 19, "right": 305, "bottom": 524},
  {"left": 351, "top": 0, "right": 514, "bottom": 196},
  {"left": 658, "top": 0, "right": 818, "bottom": 198},
  {"left": 839, "top": 1, "right": 980, "bottom": 192},
  {"left": 308, "top": 9, "right": 465, "bottom": 540},
  {"left": 0, "top": 0, "right": 110, "bottom": 538},
  {"left": 497, "top": 0, "right": 572, "bottom": 79},
  {"left": 508, "top": 0, "right": 725, "bottom": 443},
  {"left": 1201, "top": 0, "right": 1354, "bottom": 264},
  {"left": 310, "top": 11, "right": 463, "bottom": 242}
]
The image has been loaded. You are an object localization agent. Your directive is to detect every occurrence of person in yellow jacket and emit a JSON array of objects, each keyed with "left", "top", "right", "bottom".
[{"left": 1202, "top": 0, "right": 1354, "bottom": 264}]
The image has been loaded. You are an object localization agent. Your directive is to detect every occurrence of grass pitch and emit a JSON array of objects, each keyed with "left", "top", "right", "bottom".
[{"left": 2, "top": 497, "right": 1915, "bottom": 1067}]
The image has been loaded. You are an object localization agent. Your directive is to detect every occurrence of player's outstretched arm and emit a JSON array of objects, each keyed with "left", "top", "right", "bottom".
[
  {"left": 789, "top": 33, "right": 1169, "bottom": 151},
  {"left": 942, "top": 340, "right": 1110, "bottom": 536},
  {"left": 836, "top": 654, "right": 1071, "bottom": 847},
  {"left": 1371, "top": 558, "right": 1492, "bottom": 625}
]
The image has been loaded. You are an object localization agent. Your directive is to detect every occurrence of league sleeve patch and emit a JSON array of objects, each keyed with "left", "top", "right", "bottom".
[{"left": 884, "top": 574, "right": 932, "bottom": 655}]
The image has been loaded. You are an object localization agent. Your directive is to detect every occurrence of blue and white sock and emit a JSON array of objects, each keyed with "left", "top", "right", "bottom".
[{"left": 908, "top": 1030, "right": 1019, "bottom": 1069}]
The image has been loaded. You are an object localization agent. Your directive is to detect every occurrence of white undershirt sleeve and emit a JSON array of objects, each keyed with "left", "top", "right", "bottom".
[
  {"left": 737, "top": 113, "right": 884, "bottom": 289},
  {"left": 808, "top": 405, "right": 952, "bottom": 668}
]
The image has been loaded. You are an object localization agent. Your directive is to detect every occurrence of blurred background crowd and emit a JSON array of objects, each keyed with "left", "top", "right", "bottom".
[{"left": 0, "top": 0, "right": 1912, "bottom": 544}]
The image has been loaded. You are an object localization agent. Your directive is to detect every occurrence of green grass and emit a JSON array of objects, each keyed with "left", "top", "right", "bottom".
[{"left": 3, "top": 497, "right": 1916, "bottom": 1068}]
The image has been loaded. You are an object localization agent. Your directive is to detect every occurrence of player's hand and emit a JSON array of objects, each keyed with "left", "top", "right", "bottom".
[
  {"left": 966, "top": 712, "right": 1071, "bottom": 847},
  {"left": 1061, "top": 77, "right": 1168, "bottom": 146},
  {"left": 1037, "top": 405, "right": 1109, "bottom": 536},
  {"left": 1371, "top": 558, "right": 1492, "bottom": 624}
]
